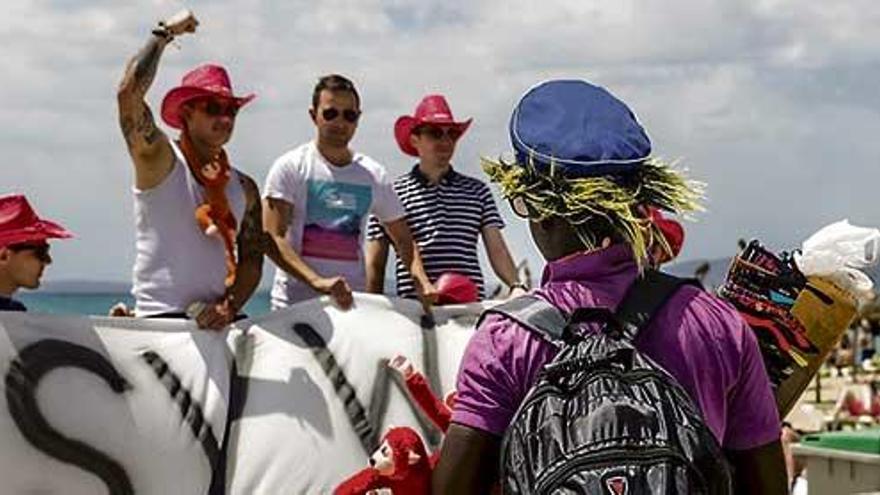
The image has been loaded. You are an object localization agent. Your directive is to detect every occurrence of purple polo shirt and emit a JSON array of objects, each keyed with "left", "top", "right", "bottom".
[{"left": 452, "top": 245, "right": 781, "bottom": 451}]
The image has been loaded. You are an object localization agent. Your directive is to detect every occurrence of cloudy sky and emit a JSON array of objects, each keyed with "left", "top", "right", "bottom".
[{"left": 2, "top": 0, "right": 879, "bottom": 287}]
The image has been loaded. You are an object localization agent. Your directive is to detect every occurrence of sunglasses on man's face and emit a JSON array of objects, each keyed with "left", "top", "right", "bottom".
[
  {"left": 9, "top": 243, "right": 51, "bottom": 263},
  {"left": 196, "top": 99, "right": 239, "bottom": 118},
  {"left": 321, "top": 107, "right": 360, "bottom": 123},
  {"left": 417, "top": 126, "right": 463, "bottom": 141}
]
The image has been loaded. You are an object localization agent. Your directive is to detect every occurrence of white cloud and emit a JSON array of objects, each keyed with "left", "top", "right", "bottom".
[{"left": 1, "top": 0, "right": 879, "bottom": 286}]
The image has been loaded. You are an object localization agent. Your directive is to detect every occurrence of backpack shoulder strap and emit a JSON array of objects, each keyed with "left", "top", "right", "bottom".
[
  {"left": 615, "top": 269, "right": 700, "bottom": 341},
  {"left": 477, "top": 295, "right": 568, "bottom": 347},
  {"left": 476, "top": 271, "right": 699, "bottom": 346}
]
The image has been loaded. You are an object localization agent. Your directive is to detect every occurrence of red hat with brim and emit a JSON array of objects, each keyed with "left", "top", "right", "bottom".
[
  {"left": 0, "top": 194, "right": 73, "bottom": 248},
  {"left": 394, "top": 94, "right": 472, "bottom": 157},
  {"left": 161, "top": 63, "right": 255, "bottom": 130}
]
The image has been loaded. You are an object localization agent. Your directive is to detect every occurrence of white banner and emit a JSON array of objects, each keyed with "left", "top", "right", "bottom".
[
  {"left": 0, "top": 294, "right": 487, "bottom": 494},
  {"left": 0, "top": 313, "right": 231, "bottom": 494}
]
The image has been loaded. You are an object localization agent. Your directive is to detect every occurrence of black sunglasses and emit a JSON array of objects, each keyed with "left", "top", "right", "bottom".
[
  {"left": 196, "top": 99, "right": 239, "bottom": 118},
  {"left": 321, "top": 107, "right": 360, "bottom": 123},
  {"left": 416, "top": 125, "right": 463, "bottom": 141},
  {"left": 9, "top": 243, "right": 51, "bottom": 263}
]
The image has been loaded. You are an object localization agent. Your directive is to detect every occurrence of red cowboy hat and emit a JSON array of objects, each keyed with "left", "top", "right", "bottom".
[
  {"left": 161, "top": 63, "right": 255, "bottom": 130},
  {"left": 394, "top": 94, "right": 472, "bottom": 157},
  {"left": 0, "top": 194, "right": 73, "bottom": 248},
  {"left": 646, "top": 206, "right": 684, "bottom": 263},
  {"left": 435, "top": 272, "right": 479, "bottom": 305}
]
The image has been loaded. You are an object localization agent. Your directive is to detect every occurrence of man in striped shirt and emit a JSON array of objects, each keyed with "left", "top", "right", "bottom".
[{"left": 365, "top": 95, "right": 523, "bottom": 301}]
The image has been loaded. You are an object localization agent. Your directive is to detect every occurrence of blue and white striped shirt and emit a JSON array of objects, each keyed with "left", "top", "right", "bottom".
[{"left": 366, "top": 165, "right": 504, "bottom": 299}]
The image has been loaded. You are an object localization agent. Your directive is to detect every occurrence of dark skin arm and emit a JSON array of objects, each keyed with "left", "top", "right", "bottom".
[
  {"left": 726, "top": 439, "right": 788, "bottom": 495},
  {"left": 432, "top": 423, "right": 500, "bottom": 495},
  {"left": 195, "top": 173, "right": 265, "bottom": 329}
]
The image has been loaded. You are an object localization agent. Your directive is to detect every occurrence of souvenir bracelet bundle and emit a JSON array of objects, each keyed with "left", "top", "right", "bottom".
[{"left": 718, "top": 240, "right": 858, "bottom": 415}]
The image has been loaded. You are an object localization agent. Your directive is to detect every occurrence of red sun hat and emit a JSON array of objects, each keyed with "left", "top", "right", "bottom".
[
  {"left": 646, "top": 206, "right": 684, "bottom": 263},
  {"left": 0, "top": 194, "right": 73, "bottom": 248},
  {"left": 394, "top": 94, "right": 472, "bottom": 157},
  {"left": 434, "top": 272, "right": 479, "bottom": 305},
  {"left": 161, "top": 63, "right": 256, "bottom": 129}
]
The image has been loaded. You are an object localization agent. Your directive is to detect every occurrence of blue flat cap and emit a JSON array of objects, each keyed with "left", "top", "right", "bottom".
[{"left": 510, "top": 80, "right": 651, "bottom": 178}]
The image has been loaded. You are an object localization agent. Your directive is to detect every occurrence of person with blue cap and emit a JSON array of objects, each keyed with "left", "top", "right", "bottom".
[{"left": 432, "top": 80, "right": 786, "bottom": 494}]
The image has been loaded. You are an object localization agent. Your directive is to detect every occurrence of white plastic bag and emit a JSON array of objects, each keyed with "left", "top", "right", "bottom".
[{"left": 794, "top": 219, "right": 880, "bottom": 299}]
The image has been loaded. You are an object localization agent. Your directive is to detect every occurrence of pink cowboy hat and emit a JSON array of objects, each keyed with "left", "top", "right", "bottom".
[
  {"left": 394, "top": 94, "right": 472, "bottom": 157},
  {"left": 0, "top": 194, "right": 72, "bottom": 248},
  {"left": 161, "top": 63, "right": 255, "bottom": 129}
]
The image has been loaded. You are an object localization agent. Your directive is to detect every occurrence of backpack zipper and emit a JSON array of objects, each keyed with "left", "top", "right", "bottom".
[
  {"left": 535, "top": 445, "right": 707, "bottom": 494},
  {"left": 521, "top": 367, "right": 675, "bottom": 410}
]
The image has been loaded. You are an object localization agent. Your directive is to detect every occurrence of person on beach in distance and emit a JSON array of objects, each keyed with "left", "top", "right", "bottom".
[
  {"left": 262, "top": 75, "right": 436, "bottom": 310},
  {"left": 364, "top": 94, "right": 525, "bottom": 301},
  {"left": 0, "top": 195, "right": 73, "bottom": 312},
  {"left": 432, "top": 80, "right": 787, "bottom": 494},
  {"left": 117, "top": 9, "right": 264, "bottom": 329}
]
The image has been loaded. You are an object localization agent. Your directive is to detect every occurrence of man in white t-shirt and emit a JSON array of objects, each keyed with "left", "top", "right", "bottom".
[{"left": 263, "top": 74, "right": 436, "bottom": 310}]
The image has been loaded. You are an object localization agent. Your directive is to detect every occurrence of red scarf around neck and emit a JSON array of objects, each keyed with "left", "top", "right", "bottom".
[{"left": 179, "top": 131, "right": 238, "bottom": 287}]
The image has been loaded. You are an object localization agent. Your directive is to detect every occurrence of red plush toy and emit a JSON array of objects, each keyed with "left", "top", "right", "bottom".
[
  {"left": 388, "top": 354, "right": 455, "bottom": 434},
  {"left": 334, "top": 427, "right": 431, "bottom": 495},
  {"left": 335, "top": 355, "right": 456, "bottom": 494},
  {"left": 179, "top": 131, "right": 238, "bottom": 286}
]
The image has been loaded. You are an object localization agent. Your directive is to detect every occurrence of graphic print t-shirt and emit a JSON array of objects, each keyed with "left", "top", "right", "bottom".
[
  {"left": 264, "top": 141, "right": 404, "bottom": 307},
  {"left": 301, "top": 180, "right": 370, "bottom": 261}
]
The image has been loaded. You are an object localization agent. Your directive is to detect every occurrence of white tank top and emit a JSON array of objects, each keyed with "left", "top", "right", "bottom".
[{"left": 132, "top": 141, "right": 247, "bottom": 316}]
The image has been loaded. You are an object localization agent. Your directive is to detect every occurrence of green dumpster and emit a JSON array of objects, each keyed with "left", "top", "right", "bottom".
[{"left": 792, "top": 429, "right": 880, "bottom": 494}]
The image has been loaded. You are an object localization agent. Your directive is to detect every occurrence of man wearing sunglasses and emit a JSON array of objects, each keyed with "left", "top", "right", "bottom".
[
  {"left": 117, "top": 10, "right": 265, "bottom": 330},
  {"left": 263, "top": 75, "right": 436, "bottom": 310},
  {"left": 365, "top": 94, "right": 524, "bottom": 302},
  {"left": 0, "top": 195, "right": 73, "bottom": 312}
]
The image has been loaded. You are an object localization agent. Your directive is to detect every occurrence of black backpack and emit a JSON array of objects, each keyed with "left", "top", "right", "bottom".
[{"left": 483, "top": 270, "right": 732, "bottom": 494}]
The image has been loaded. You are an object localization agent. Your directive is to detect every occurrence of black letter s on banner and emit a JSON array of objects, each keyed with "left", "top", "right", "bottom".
[{"left": 5, "top": 339, "right": 134, "bottom": 495}]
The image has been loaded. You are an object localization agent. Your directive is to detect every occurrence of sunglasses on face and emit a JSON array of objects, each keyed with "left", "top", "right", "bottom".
[
  {"left": 417, "top": 126, "right": 463, "bottom": 141},
  {"left": 321, "top": 107, "right": 360, "bottom": 123},
  {"left": 195, "top": 99, "right": 239, "bottom": 118},
  {"left": 9, "top": 243, "right": 51, "bottom": 263}
]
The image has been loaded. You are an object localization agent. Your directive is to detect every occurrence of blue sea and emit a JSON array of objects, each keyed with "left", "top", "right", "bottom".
[{"left": 16, "top": 291, "right": 272, "bottom": 317}]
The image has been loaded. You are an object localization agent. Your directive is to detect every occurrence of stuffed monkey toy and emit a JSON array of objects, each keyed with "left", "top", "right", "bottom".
[
  {"left": 179, "top": 131, "right": 238, "bottom": 286},
  {"left": 334, "top": 427, "right": 431, "bottom": 495},
  {"left": 388, "top": 354, "right": 455, "bottom": 433}
]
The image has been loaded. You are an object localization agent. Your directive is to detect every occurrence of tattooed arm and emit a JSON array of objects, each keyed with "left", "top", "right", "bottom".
[
  {"left": 193, "top": 173, "right": 264, "bottom": 330},
  {"left": 117, "top": 10, "right": 197, "bottom": 190},
  {"left": 226, "top": 173, "right": 265, "bottom": 315}
]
